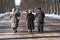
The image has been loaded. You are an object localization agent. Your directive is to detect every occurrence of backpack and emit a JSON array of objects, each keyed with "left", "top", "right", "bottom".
[{"left": 16, "top": 12, "right": 20, "bottom": 17}]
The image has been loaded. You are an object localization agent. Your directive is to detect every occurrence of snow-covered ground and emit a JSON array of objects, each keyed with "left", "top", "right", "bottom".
[
  {"left": 0, "top": 14, "right": 6, "bottom": 17},
  {"left": 45, "top": 14, "right": 60, "bottom": 19},
  {"left": 0, "top": 13, "right": 10, "bottom": 17},
  {"left": 0, "top": 13, "right": 60, "bottom": 19}
]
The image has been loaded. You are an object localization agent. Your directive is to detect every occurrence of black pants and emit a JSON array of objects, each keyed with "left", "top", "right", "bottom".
[
  {"left": 38, "top": 24, "right": 44, "bottom": 32},
  {"left": 13, "top": 22, "right": 18, "bottom": 29}
]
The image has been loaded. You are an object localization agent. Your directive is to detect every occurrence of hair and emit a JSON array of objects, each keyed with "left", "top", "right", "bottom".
[
  {"left": 29, "top": 9, "right": 32, "bottom": 13},
  {"left": 12, "top": 8, "right": 16, "bottom": 12},
  {"left": 38, "top": 7, "right": 41, "bottom": 10}
]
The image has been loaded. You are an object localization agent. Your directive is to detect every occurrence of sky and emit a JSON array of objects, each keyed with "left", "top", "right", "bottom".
[{"left": 15, "top": 0, "right": 21, "bottom": 6}]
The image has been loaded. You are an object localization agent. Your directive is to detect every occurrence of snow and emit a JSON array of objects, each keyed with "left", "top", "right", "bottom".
[
  {"left": 45, "top": 14, "right": 60, "bottom": 19},
  {"left": 0, "top": 14, "right": 6, "bottom": 17},
  {"left": 0, "top": 12, "right": 60, "bottom": 19},
  {"left": 0, "top": 13, "right": 10, "bottom": 17}
]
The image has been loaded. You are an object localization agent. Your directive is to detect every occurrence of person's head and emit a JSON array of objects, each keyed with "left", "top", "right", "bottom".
[
  {"left": 38, "top": 7, "right": 41, "bottom": 11},
  {"left": 12, "top": 8, "right": 16, "bottom": 12},
  {"left": 29, "top": 9, "right": 32, "bottom": 13},
  {"left": 11, "top": 8, "right": 16, "bottom": 15},
  {"left": 30, "top": 11, "right": 32, "bottom": 13}
]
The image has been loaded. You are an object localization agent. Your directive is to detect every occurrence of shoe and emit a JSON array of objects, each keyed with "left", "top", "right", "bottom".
[
  {"left": 28, "top": 29, "right": 33, "bottom": 33},
  {"left": 14, "top": 30, "right": 17, "bottom": 33},
  {"left": 13, "top": 29, "right": 17, "bottom": 33},
  {"left": 28, "top": 30, "right": 30, "bottom": 32}
]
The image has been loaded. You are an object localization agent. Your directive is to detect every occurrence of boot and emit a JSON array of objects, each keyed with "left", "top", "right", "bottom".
[{"left": 13, "top": 28, "right": 17, "bottom": 33}]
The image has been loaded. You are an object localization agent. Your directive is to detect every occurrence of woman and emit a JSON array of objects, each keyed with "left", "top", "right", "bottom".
[{"left": 10, "top": 8, "right": 17, "bottom": 33}]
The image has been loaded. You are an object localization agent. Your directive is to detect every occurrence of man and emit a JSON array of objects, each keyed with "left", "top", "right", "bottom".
[
  {"left": 35, "top": 8, "right": 45, "bottom": 32},
  {"left": 14, "top": 9, "right": 20, "bottom": 32},
  {"left": 26, "top": 10, "right": 35, "bottom": 33}
]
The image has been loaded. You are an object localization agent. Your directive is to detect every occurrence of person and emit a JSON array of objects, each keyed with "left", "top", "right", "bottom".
[
  {"left": 26, "top": 10, "right": 35, "bottom": 33},
  {"left": 35, "top": 7, "right": 45, "bottom": 32},
  {"left": 10, "top": 8, "right": 20, "bottom": 33}
]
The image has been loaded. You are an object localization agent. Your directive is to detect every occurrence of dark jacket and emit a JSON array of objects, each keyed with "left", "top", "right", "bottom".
[
  {"left": 36, "top": 11, "right": 45, "bottom": 24},
  {"left": 15, "top": 11, "right": 20, "bottom": 23},
  {"left": 27, "top": 13, "right": 35, "bottom": 29}
]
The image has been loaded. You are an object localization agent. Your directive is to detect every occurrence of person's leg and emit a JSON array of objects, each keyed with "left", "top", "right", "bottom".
[
  {"left": 32, "top": 21, "right": 34, "bottom": 29},
  {"left": 38, "top": 22, "right": 40, "bottom": 32},
  {"left": 12, "top": 27, "right": 16, "bottom": 33},
  {"left": 39, "top": 23, "right": 44, "bottom": 33},
  {"left": 30, "top": 27, "right": 32, "bottom": 33},
  {"left": 40, "top": 24, "right": 43, "bottom": 32},
  {"left": 13, "top": 22, "right": 18, "bottom": 33},
  {"left": 11, "top": 25, "right": 17, "bottom": 33},
  {"left": 28, "top": 23, "right": 30, "bottom": 32},
  {"left": 12, "top": 26, "right": 17, "bottom": 33},
  {"left": 30, "top": 23, "right": 32, "bottom": 33},
  {"left": 38, "top": 24, "right": 44, "bottom": 32}
]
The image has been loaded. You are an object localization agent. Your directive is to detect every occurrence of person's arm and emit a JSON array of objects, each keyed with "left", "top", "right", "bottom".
[
  {"left": 17, "top": 12, "right": 20, "bottom": 20},
  {"left": 42, "top": 11, "right": 45, "bottom": 18},
  {"left": 26, "top": 14, "right": 28, "bottom": 20},
  {"left": 35, "top": 13, "right": 39, "bottom": 18},
  {"left": 10, "top": 14, "right": 12, "bottom": 18},
  {"left": 33, "top": 15, "right": 35, "bottom": 21}
]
